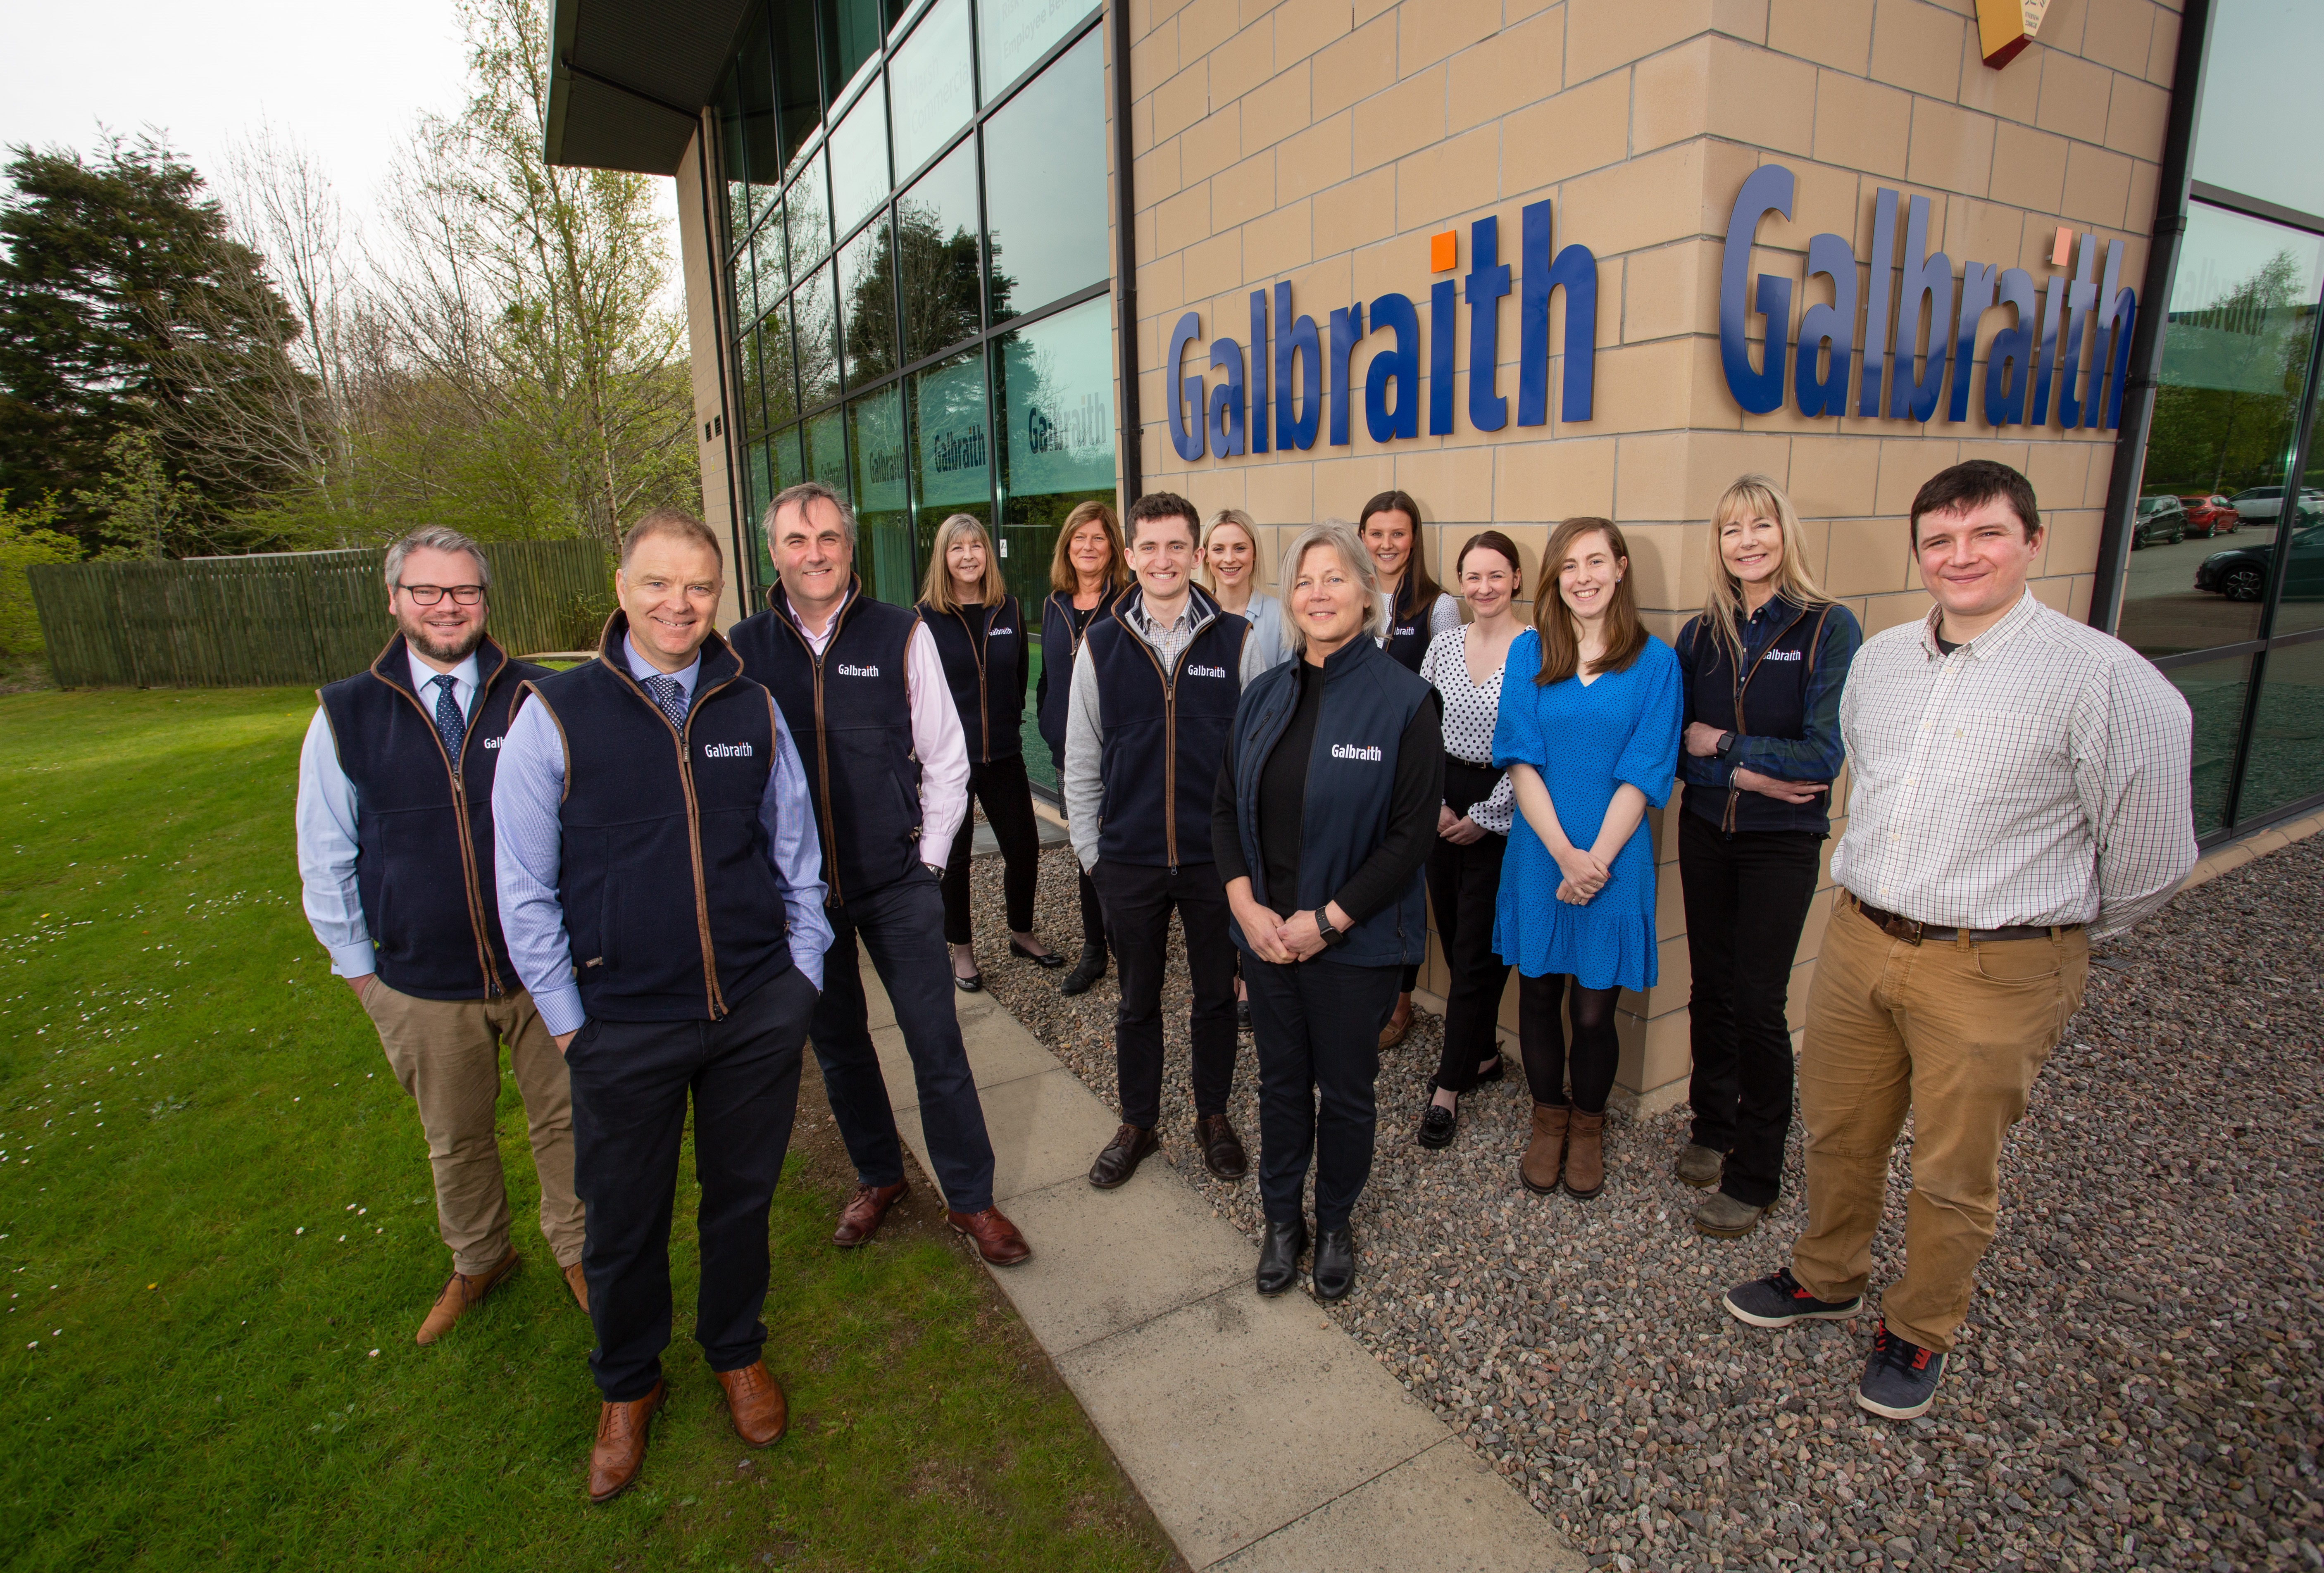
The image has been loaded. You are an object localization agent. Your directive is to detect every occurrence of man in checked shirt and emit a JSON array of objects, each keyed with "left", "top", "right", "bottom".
[{"left": 1721, "top": 459, "right": 2196, "bottom": 1421}]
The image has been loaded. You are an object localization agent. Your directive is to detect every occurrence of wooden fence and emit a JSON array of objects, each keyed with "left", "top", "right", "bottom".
[{"left": 28, "top": 539, "right": 612, "bottom": 689}]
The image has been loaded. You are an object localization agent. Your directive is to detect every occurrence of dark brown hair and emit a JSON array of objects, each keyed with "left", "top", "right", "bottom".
[
  {"left": 1531, "top": 517, "right": 1648, "bottom": 685},
  {"left": 1357, "top": 489, "right": 1442, "bottom": 614},
  {"left": 1908, "top": 459, "right": 2041, "bottom": 547},
  {"left": 1048, "top": 500, "right": 1128, "bottom": 594},
  {"left": 1454, "top": 528, "right": 1523, "bottom": 579},
  {"left": 1126, "top": 490, "right": 1201, "bottom": 545}
]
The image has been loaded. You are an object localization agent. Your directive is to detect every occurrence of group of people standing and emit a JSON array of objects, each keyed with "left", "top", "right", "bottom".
[{"left": 298, "top": 455, "right": 2198, "bottom": 1505}]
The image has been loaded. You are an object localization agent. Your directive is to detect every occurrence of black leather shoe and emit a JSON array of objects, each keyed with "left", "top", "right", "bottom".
[
  {"left": 1087, "top": 1123, "right": 1157, "bottom": 1189},
  {"left": 1255, "top": 1218, "right": 1306, "bottom": 1295},
  {"left": 1196, "top": 1113, "right": 1247, "bottom": 1180},
  {"left": 953, "top": 971, "right": 983, "bottom": 992},
  {"left": 1312, "top": 1227, "right": 1356, "bottom": 1302},
  {"left": 1417, "top": 1083, "right": 1457, "bottom": 1150},
  {"left": 1059, "top": 944, "right": 1106, "bottom": 997},
  {"left": 1236, "top": 999, "right": 1252, "bottom": 1033},
  {"left": 1474, "top": 1055, "right": 1506, "bottom": 1085},
  {"left": 1009, "top": 938, "right": 1065, "bottom": 968}
]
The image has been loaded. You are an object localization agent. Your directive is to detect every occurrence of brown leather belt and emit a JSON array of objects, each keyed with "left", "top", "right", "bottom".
[{"left": 1845, "top": 892, "right": 2081, "bottom": 946}]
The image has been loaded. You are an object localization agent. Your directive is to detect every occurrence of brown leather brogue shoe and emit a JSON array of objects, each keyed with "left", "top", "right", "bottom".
[
  {"left": 713, "top": 1359, "right": 788, "bottom": 1447},
  {"left": 1087, "top": 1123, "right": 1158, "bottom": 1190},
  {"left": 832, "top": 1179, "right": 909, "bottom": 1247},
  {"left": 1564, "top": 1108, "right": 1607, "bottom": 1200},
  {"left": 587, "top": 1380, "right": 667, "bottom": 1502},
  {"left": 415, "top": 1248, "right": 519, "bottom": 1345},
  {"left": 563, "top": 1261, "right": 590, "bottom": 1313},
  {"left": 948, "top": 1206, "right": 1032, "bottom": 1265},
  {"left": 1196, "top": 1113, "right": 1248, "bottom": 1180},
  {"left": 1520, "top": 1103, "right": 1568, "bottom": 1196}
]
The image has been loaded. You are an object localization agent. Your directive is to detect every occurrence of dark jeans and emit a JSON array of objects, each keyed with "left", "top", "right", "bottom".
[
  {"left": 1247, "top": 957, "right": 1399, "bottom": 1230},
  {"left": 566, "top": 965, "right": 817, "bottom": 1402},
  {"left": 1089, "top": 858, "right": 1238, "bottom": 1128},
  {"left": 941, "top": 753, "right": 1043, "bottom": 944},
  {"left": 1050, "top": 747, "right": 1110, "bottom": 957},
  {"left": 1428, "top": 759, "right": 1512, "bottom": 1093},
  {"left": 811, "top": 869, "right": 999, "bottom": 1214},
  {"left": 1678, "top": 810, "right": 1824, "bottom": 1207},
  {"left": 1518, "top": 973, "right": 1622, "bottom": 1115}
]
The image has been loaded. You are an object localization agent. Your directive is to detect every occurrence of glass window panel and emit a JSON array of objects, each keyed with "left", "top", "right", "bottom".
[
  {"left": 995, "top": 293, "right": 1113, "bottom": 609},
  {"left": 848, "top": 385, "right": 917, "bottom": 604},
  {"left": 736, "top": 9, "right": 783, "bottom": 227},
  {"left": 828, "top": 84, "right": 891, "bottom": 240},
  {"left": 805, "top": 406, "right": 851, "bottom": 508},
  {"left": 979, "top": 0, "right": 1090, "bottom": 101},
  {"left": 774, "top": 0, "right": 824, "bottom": 171},
  {"left": 888, "top": 0, "right": 972, "bottom": 182},
  {"left": 742, "top": 439, "right": 773, "bottom": 543},
  {"left": 728, "top": 257, "right": 760, "bottom": 346},
  {"left": 981, "top": 26, "right": 1107, "bottom": 323},
  {"left": 754, "top": 427, "right": 806, "bottom": 590},
  {"left": 2193, "top": 0, "right": 2324, "bottom": 223},
  {"left": 896, "top": 138, "right": 982, "bottom": 363},
  {"left": 822, "top": 0, "right": 886, "bottom": 107},
  {"left": 2239, "top": 637, "right": 2324, "bottom": 819},
  {"left": 910, "top": 345, "right": 991, "bottom": 553},
  {"left": 2117, "top": 202, "right": 2324, "bottom": 657},
  {"left": 2270, "top": 388, "right": 2324, "bottom": 636},
  {"left": 839, "top": 214, "right": 898, "bottom": 388},
  {"left": 761, "top": 298, "right": 800, "bottom": 428},
  {"left": 783, "top": 148, "right": 832, "bottom": 276},
  {"left": 736, "top": 317, "right": 769, "bottom": 445},
  {"left": 714, "top": 63, "right": 751, "bottom": 247},
  {"left": 2162, "top": 653, "right": 2252, "bottom": 837},
  {"left": 751, "top": 205, "right": 788, "bottom": 304},
  {"left": 793, "top": 264, "right": 842, "bottom": 412}
]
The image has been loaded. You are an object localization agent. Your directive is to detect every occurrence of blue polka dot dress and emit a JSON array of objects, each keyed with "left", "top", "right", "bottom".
[{"left": 1491, "top": 629, "right": 1682, "bottom": 991}]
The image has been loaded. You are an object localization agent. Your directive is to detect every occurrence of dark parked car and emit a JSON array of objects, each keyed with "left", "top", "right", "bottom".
[
  {"left": 2131, "top": 496, "right": 2186, "bottom": 548},
  {"left": 2195, "top": 518, "right": 2324, "bottom": 602},
  {"left": 2176, "top": 495, "right": 2241, "bottom": 537}
]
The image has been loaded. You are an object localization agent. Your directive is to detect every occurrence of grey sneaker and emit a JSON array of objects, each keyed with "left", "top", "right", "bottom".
[
  {"left": 1692, "top": 1190, "right": 1771, "bottom": 1239},
  {"left": 1672, "top": 1143, "right": 1724, "bottom": 1188},
  {"left": 1857, "top": 1319, "right": 1947, "bottom": 1420},
  {"left": 1722, "top": 1266, "right": 1864, "bottom": 1328}
]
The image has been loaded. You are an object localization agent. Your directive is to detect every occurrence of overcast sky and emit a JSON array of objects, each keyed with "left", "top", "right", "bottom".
[{"left": 5, "top": 0, "right": 678, "bottom": 256}]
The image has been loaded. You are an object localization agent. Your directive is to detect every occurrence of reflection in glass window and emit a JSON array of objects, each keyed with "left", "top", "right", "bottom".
[
  {"left": 755, "top": 428, "right": 806, "bottom": 589},
  {"left": 736, "top": 10, "right": 782, "bottom": 228},
  {"left": 824, "top": 0, "right": 888, "bottom": 107},
  {"left": 2165, "top": 653, "right": 2252, "bottom": 836},
  {"left": 981, "top": 26, "right": 1107, "bottom": 323},
  {"left": 784, "top": 149, "right": 832, "bottom": 277},
  {"left": 2193, "top": 0, "right": 2324, "bottom": 224},
  {"left": 979, "top": 0, "right": 1091, "bottom": 100},
  {"left": 2241, "top": 638, "right": 2324, "bottom": 818},
  {"left": 828, "top": 85, "right": 891, "bottom": 240},
  {"left": 793, "top": 264, "right": 843, "bottom": 412},
  {"left": 736, "top": 318, "right": 768, "bottom": 446},
  {"left": 749, "top": 209, "right": 786, "bottom": 307},
  {"left": 2117, "top": 203, "right": 2324, "bottom": 657},
  {"left": 850, "top": 386, "right": 917, "bottom": 604},
  {"left": 774, "top": 0, "right": 823, "bottom": 171},
  {"left": 840, "top": 217, "right": 898, "bottom": 388},
  {"left": 910, "top": 346, "right": 991, "bottom": 557},
  {"left": 996, "top": 293, "right": 1113, "bottom": 607},
  {"left": 715, "top": 65, "right": 751, "bottom": 247},
  {"left": 729, "top": 257, "right": 762, "bottom": 348},
  {"left": 805, "top": 407, "right": 851, "bottom": 510},
  {"left": 888, "top": 0, "right": 972, "bottom": 181},
  {"left": 761, "top": 297, "right": 800, "bottom": 429},
  {"left": 897, "top": 139, "right": 982, "bottom": 363},
  {"left": 2270, "top": 390, "right": 2324, "bottom": 637},
  {"left": 743, "top": 440, "right": 773, "bottom": 545}
]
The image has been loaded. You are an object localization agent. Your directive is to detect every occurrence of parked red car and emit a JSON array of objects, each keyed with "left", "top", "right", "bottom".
[{"left": 2177, "top": 495, "right": 2242, "bottom": 537}]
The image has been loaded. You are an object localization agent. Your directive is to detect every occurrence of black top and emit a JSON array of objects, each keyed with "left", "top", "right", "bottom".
[{"left": 1210, "top": 657, "right": 1442, "bottom": 924}]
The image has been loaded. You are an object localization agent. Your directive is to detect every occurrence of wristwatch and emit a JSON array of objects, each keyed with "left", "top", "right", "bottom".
[
  {"left": 1714, "top": 730, "right": 1738, "bottom": 760},
  {"left": 1315, "top": 910, "right": 1351, "bottom": 947}
]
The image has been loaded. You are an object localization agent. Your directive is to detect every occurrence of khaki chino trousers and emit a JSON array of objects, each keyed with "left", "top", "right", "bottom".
[
  {"left": 1790, "top": 893, "right": 2088, "bottom": 1353},
  {"left": 361, "top": 978, "right": 584, "bottom": 1276}
]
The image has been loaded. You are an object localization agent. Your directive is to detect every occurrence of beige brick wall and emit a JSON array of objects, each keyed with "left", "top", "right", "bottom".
[{"left": 1108, "top": 0, "right": 2181, "bottom": 1104}]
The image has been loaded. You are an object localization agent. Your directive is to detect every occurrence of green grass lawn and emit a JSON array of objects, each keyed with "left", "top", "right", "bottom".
[{"left": 0, "top": 687, "right": 1174, "bottom": 1572}]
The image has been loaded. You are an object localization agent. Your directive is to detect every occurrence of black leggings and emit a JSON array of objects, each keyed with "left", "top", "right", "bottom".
[
  {"left": 941, "top": 754, "right": 1043, "bottom": 945},
  {"left": 1517, "top": 973, "right": 1621, "bottom": 1115}
]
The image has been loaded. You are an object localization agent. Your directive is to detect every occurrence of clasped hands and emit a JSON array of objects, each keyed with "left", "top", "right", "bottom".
[
  {"left": 1229, "top": 892, "right": 1349, "bottom": 965},
  {"left": 1554, "top": 845, "right": 1610, "bottom": 907},
  {"left": 1681, "top": 722, "right": 1829, "bottom": 805}
]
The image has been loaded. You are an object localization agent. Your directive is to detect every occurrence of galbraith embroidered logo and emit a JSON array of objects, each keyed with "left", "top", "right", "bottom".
[
  {"left": 1764, "top": 650, "right": 1804, "bottom": 662},
  {"left": 1184, "top": 664, "right": 1227, "bottom": 678},
  {"left": 1331, "top": 742, "right": 1383, "bottom": 762},
  {"left": 700, "top": 742, "right": 755, "bottom": 758},
  {"left": 836, "top": 663, "right": 880, "bottom": 677},
  {"left": 481, "top": 737, "right": 502, "bottom": 750}
]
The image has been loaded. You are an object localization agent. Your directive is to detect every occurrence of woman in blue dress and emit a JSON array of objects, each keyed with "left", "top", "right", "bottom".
[{"left": 1492, "top": 516, "right": 1681, "bottom": 1202}]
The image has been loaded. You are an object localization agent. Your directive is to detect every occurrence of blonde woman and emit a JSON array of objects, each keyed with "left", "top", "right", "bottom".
[
  {"left": 1199, "top": 509, "right": 1292, "bottom": 671},
  {"left": 1672, "top": 475, "right": 1862, "bottom": 1240},
  {"left": 1037, "top": 500, "right": 1129, "bottom": 995},
  {"left": 917, "top": 514, "right": 1062, "bottom": 990}
]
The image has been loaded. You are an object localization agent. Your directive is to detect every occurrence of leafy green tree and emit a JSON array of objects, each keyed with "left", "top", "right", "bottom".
[
  {"left": 74, "top": 429, "right": 202, "bottom": 559},
  {"left": 0, "top": 493, "right": 75, "bottom": 656}
]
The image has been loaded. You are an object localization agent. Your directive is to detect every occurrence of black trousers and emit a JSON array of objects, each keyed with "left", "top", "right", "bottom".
[
  {"left": 1428, "top": 759, "right": 1512, "bottom": 1093},
  {"left": 1247, "top": 956, "right": 1399, "bottom": 1231},
  {"left": 565, "top": 965, "right": 817, "bottom": 1403},
  {"left": 812, "top": 868, "right": 998, "bottom": 1213},
  {"left": 1089, "top": 858, "right": 1238, "bottom": 1128},
  {"left": 1050, "top": 746, "right": 1110, "bottom": 957},
  {"left": 1677, "top": 810, "right": 1824, "bottom": 1207},
  {"left": 941, "top": 752, "right": 1043, "bottom": 944}
]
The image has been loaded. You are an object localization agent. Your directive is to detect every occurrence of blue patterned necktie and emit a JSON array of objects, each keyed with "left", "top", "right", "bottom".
[
  {"left": 645, "top": 673, "right": 689, "bottom": 731},
  {"left": 429, "top": 673, "right": 466, "bottom": 758}
]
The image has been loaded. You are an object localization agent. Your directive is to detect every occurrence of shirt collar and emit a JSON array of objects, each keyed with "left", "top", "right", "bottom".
[
  {"left": 783, "top": 581, "right": 856, "bottom": 637},
  {"left": 623, "top": 633, "right": 702, "bottom": 698},
  {"left": 407, "top": 646, "right": 480, "bottom": 699},
  {"left": 1918, "top": 588, "right": 2041, "bottom": 662}
]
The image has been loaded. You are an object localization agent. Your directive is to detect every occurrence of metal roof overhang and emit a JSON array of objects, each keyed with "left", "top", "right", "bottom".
[{"left": 543, "top": 0, "right": 754, "bottom": 174}]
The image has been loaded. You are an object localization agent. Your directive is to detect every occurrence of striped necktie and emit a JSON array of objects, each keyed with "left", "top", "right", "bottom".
[
  {"left": 644, "top": 673, "right": 689, "bottom": 731},
  {"left": 429, "top": 673, "right": 466, "bottom": 758}
]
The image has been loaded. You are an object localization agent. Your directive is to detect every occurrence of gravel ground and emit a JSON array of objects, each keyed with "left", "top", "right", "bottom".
[{"left": 959, "top": 834, "right": 2324, "bottom": 1573}]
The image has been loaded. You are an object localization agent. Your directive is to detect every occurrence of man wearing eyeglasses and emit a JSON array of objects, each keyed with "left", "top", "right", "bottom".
[{"left": 296, "top": 526, "right": 586, "bottom": 1347}]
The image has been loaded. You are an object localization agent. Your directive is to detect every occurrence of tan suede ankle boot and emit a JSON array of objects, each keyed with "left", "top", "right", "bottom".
[
  {"left": 1563, "top": 1108, "right": 1606, "bottom": 1200},
  {"left": 1520, "top": 1103, "right": 1568, "bottom": 1195}
]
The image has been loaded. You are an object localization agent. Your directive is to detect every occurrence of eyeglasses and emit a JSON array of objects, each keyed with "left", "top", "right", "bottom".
[{"left": 398, "top": 583, "right": 485, "bottom": 606}]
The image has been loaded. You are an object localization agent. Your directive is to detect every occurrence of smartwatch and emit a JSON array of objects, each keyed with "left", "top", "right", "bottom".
[
  {"left": 1714, "top": 730, "right": 1738, "bottom": 760},
  {"left": 1315, "top": 910, "right": 1351, "bottom": 947}
]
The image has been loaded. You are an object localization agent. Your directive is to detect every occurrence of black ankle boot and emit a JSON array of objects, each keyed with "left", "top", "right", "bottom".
[
  {"left": 1059, "top": 943, "right": 1106, "bottom": 997},
  {"left": 1255, "top": 1218, "right": 1306, "bottom": 1295},
  {"left": 1312, "top": 1227, "right": 1356, "bottom": 1301}
]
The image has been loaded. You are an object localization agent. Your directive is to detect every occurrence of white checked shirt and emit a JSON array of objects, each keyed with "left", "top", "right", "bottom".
[{"left": 1831, "top": 591, "right": 2197, "bottom": 940}]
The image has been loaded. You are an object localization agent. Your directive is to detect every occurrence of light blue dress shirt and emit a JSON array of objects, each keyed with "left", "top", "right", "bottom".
[
  {"left": 491, "top": 635, "right": 831, "bottom": 1036},
  {"left": 294, "top": 647, "right": 481, "bottom": 980}
]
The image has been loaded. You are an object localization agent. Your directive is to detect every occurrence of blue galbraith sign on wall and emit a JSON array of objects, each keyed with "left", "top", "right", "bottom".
[{"left": 1162, "top": 167, "right": 2138, "bottom": 460}]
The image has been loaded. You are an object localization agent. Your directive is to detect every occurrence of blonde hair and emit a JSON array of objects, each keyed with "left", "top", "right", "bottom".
[
  {"left": 1196, "top": 508, "right": 1266, "bottom": 594},
  {"left": 920, "top": 513, "right": 1007, "bottom": 612},
  {"left": 1697, "top": 474, "right": 1834, "bottom": 666},
  {"left": 1048, "top": 500, "right": 1129, "bottom": 595},
  {"left": 1279, "top": 520, "right": 1384, "bottom": 656}
]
